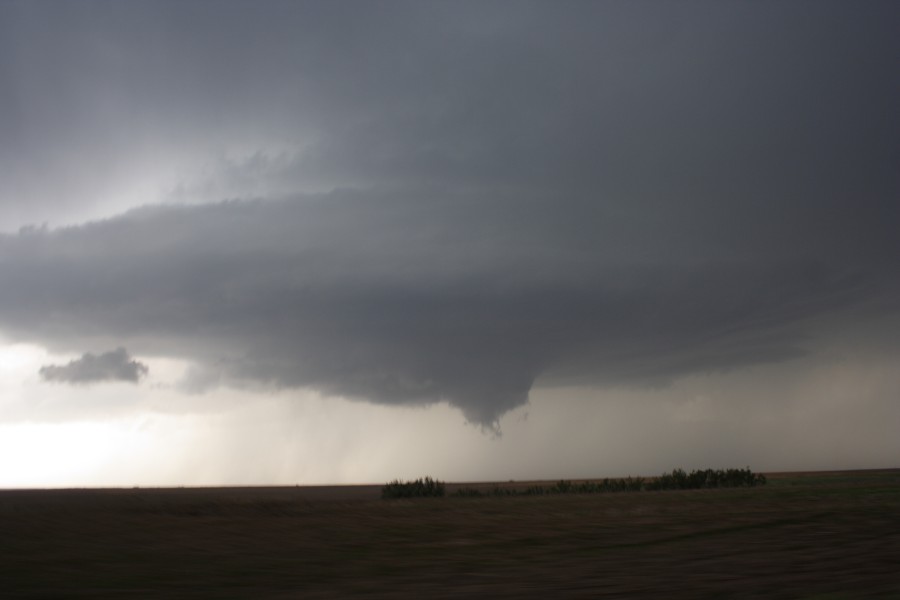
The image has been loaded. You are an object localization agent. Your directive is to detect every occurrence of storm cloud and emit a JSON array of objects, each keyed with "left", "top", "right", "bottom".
[
  {"left": 0, "top": 1, "right": 898, "bottom": 428},
  {"left": 2, "top": 188, "right": 895, "bottom": 426},
  {"left": 39, "top": 348, "right": 148, "bottom": 385},
  {"left": 1, "top": 2, "right": 897, "bottom": 229}
]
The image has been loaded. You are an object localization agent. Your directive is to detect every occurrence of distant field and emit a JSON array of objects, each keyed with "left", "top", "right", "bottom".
[{"left": 2, "top": 470, "right": 898, "bottom": 598}]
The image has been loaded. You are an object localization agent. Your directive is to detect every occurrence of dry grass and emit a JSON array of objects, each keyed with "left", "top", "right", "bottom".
[{"left": 2, "top": 470, "right": 899, "bottom": 598}]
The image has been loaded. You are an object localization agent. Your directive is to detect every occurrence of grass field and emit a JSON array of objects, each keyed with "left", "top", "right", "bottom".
[{"left": 2, "top": 469, "right": 898, "bottom": 598}]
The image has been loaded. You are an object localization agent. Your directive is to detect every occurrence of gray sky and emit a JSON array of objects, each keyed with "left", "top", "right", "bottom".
[{"left": 0, "top": 1, "right": 898, "bottom": 486}]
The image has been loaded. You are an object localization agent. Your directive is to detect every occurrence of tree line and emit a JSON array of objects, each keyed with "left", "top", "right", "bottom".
[{"left": 382, "top": 468, "right": 766, "bottom": 499}]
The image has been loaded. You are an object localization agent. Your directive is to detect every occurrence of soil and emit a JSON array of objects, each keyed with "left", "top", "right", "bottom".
[{"left": 1, "top": 469, "right": 898, "bottom": 598}]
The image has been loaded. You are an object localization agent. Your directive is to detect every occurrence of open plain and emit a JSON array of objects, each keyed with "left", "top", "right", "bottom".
[{"left": 2, "top": 469, "right": 898, "bottom": 598}]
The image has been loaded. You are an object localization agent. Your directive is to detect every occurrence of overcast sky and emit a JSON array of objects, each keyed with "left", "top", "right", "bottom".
[{"left": 1, "top": 1, "right": 898, "bottom": 487}]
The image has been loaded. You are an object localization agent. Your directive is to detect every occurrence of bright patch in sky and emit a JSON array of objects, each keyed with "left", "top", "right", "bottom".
[
  {"left": 0, "top": 342, "right": 49, "bottom": 376},
  {"left": 0, "top": 421, "right": 152, "bottom": 488}
]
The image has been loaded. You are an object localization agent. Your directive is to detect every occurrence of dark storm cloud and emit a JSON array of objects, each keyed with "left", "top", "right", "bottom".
[
  {"left": 1, "top": 1, "right": 897, "bottom": 227},
  {"left": 39, "top": 348, "right": 148, "bottom": 385},
  {"left": 1, "top": 189, "right": 895, "bottom": 426},
  {"left": 0, "top": 1, "right": 898, "bottom": 426}
]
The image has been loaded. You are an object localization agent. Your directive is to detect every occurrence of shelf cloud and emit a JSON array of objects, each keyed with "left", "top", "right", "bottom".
[{"left": 3, "top": 187, "right": 894, "bottom": 427}]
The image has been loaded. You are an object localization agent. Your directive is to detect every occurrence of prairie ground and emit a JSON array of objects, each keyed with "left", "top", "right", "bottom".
[{"left": 1, "top": 469, "right": 898, "bottom": 598}]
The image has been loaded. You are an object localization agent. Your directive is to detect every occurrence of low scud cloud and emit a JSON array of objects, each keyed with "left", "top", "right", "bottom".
[
  {"left": 2, "top": 189, "right": 895, "bottom": 429},
  {"left": 39, "top": 347, "right": 148, "bottom": 384}
]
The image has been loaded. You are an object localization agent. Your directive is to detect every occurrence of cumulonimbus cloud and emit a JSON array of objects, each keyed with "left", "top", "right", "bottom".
[
  {"left": 0, "top": 2, "right": 896, "bottom": 429},
  {"left": 39, "top": 348, "right": 149, "bottom": 384}
]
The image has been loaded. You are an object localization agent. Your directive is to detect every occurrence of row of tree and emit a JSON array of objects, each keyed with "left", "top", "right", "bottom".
[
  {"left": 382, "top": 468, "right": 766, "bottom": 499},
  {"left": 381, "top": 476, "right": 445, "bottom": 498},
  {"left": 459, "top": 468, "right": 766, "bottom": 497}
]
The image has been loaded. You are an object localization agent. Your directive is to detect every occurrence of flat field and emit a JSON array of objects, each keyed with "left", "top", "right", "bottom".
[{"left": 1, "top": 469, "right": 898, "bottom": 598}]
